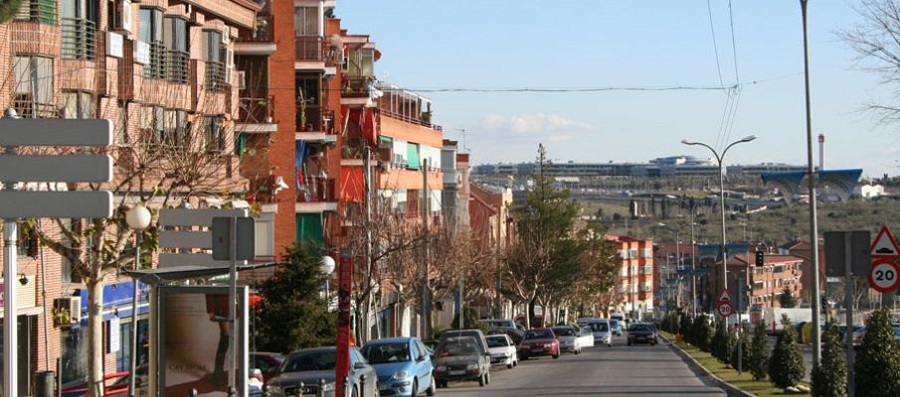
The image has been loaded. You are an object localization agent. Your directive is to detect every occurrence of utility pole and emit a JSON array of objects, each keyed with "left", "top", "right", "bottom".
[{"left": 421, "top": 158, "right": 431, "bottom": 339}]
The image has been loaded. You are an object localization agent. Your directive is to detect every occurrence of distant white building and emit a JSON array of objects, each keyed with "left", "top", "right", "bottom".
[{"left": 859, "top": 184, "right": 886, "bottom": 198}]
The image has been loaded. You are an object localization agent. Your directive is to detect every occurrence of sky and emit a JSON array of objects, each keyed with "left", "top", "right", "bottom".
[{"left": 337, "top": 1, "right": 899, "bottom": 178}]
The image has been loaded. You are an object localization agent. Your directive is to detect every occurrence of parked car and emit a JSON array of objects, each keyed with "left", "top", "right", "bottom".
[
  {"left": 609, "top": 319, "right": 624, "bottom": 336},
  {"left": 433, "top": 336, "right": 491, "bottom": 388},
  {"left": 486, "top": 326, "right": 525, "bottom": 345},
  {"left": 627, "top": 323, "right": 659, "bottom": 346},
  {"left": 264, "top": 346, "right": 378, "bottom": 397},
  {"left": 486, "top": 334, "right": 518, "bottom": 369},
  {"left": 586, "top": 318, "right": 613, "bottom": 347},
  {"left": 360, "top": 337, "right": 435, "bottom": 397},
  {"left": 250, "top": 351, "right": 285, "bottom": 383},
  {"left": 518, "top": 328, "right": 560, "bottom": 360},
  {"left": 550, "top": 325, "right": 582, "bottom": 354},
  {"left": 479, "top": 318, "right": 517, "bottom": 330}
]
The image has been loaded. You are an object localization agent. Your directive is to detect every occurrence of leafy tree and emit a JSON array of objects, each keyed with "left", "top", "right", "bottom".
[
  {"left": 506, "top": 145, "right": 586, "bottom": 329},
  {"left": 779, "top": 286, "right": 798, "bottom": 308},
  {"left": 768, "top": 315, "right": 805, "bottom": 389},
  {"left": 855, "top": 309, "right": 900, "bottom": 397},
  {"left": 811, "top": 321, "right": 847, "bottom": 397},
  {"left": 252, "top": 244, "right": 336, "bottom": 353},
  {"left": 732, "top": 326, "right": 750, "bottom": 372},
  {"left": 0, "top": 0, "right": 22, "bottom": 23},
  {"left": 749, "top": 321, "right": 769, "bottom": 381}
]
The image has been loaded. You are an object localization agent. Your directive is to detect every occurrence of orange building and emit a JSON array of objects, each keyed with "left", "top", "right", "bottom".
[{"left": 605, "top": 235, "right": 655, "bottom": 320}]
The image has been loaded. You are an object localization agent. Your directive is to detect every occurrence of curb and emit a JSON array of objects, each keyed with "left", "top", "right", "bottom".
[{"left": 660, "top": 334, "right": 756, "bottom": 397}]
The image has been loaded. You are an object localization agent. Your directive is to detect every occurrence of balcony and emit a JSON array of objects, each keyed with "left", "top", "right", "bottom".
[
  {"left": 61, "top": 18, "right": 97, "bottom": 60},
  {"left": 234, "top": 15, "right": 276, "bottom": 55},
  {"left": 295, "top": 36, "right": 324, "bottom": 62},
  {"left": 296, "top": 177, "right": 338, "bottom": 213},
  {"left": 205, "top": 61, "right": 227, "bottom": 91},
  {"left": 16, "top": 0, "right": 57, "bottom": 25},
  {"left": 236, "top": 96, "right": 277, "bottom": 134},
  {"left": 295, "top": 107, "right": 337, "bottom": 143},
  {"left": 166, "top": 50, "right": 189, "bottom": 84}
]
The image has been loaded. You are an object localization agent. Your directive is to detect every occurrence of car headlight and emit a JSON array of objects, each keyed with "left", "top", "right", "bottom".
[
  {"left": 392, "top": 371, "right": 410, "bottom": 380},
  {"left": 264, "top": 384, "right": 281, "bottom": 397},
  {"left": 466, "top": 363, "right": 478, "bottom": 370},
  {"left": 543, "top": 343, "right": 552, "bottom": 348},
  {"left": 436, "top": 365, "right": 447, "bottom": 372}
]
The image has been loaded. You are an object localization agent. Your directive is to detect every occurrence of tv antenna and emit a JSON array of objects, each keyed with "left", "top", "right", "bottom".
[{"left": 454, "top": 128, "right": 469, "bottom": 153}]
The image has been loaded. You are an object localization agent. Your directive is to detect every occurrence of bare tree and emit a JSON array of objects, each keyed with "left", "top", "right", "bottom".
[{"left": 841, "top": 0, "right": 900, "bottom": 124}]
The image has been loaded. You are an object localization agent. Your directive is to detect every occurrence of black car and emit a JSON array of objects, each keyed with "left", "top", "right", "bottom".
[
  {"left": 264, "top": 346, "right": 378, "bottom": 397},
  {"left": 487, "top": 326, "right": 525, "bottom": 345},
  {"left": 627, "top": 323, "right": 658, "bottom": 346},
  {"left": 433, "top": 336, "right": 491, "bottom": 388}
]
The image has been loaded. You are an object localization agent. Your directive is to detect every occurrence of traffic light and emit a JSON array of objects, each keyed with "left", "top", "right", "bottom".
[{"left": 755, "top": 250, "right": 764, "bottom": 267}]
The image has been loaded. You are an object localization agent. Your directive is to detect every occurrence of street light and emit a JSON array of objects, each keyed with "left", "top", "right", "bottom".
[
  {"left": 125, "top": 205, "right": 151, "bottom": 397},
  {"left": 321, "top": 255, "right": 336, "bottom": 303},
  {"left": 681, "top": 135, "right": 757, "bottom": 296}
]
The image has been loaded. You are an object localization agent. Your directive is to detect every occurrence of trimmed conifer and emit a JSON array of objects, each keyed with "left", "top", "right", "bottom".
[
  {"left": 768, "top": 315, "right": 805, "bottom": 389},
  {"left": 749, "top": 321, "right": 769, "bottom": 381},
  {"left": 855, "top": 309, "right": 900, "bottom": 397},
  {"left": 811, "top": 321, "right": 847, "bottom": 397}
]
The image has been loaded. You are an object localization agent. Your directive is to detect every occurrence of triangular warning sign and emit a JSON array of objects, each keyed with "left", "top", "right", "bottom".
[
  {"left": 871, "top": 226, "right": 900, "bottom": 258},
  {"left": 717, "top": 289, "right": 732, "bottom": 302}
]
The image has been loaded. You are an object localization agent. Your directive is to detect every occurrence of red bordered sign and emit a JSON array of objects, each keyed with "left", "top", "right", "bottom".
[
  {"left": 717, "top": 301, "right": 734, "bottom": 317},
  {"left": 868, "top": 258, "right": 900, "bottom": 293}
]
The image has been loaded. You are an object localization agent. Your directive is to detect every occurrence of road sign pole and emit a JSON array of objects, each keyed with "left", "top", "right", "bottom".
[
  {"left": 737, "top": 275, "right": 743, "bottom": 376},
  {"left": 844, "top": 233, "right": 855, "bottom": 397},
  {"left": 3, "top": 108, "right": 19, "bottom": 397},
  {"left": 228, "top": 216, "right": 237, "bottom": 396}
]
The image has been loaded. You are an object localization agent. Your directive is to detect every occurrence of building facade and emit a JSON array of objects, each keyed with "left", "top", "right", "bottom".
[{"left": 605, "top": 235, "right": 655, "bottom": 320}]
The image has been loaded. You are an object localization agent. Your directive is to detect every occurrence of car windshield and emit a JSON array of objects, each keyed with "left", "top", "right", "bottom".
[
  {"left": 610, "top": 320, "right": 619, "bottom": 328},
  {"left": 630, "top": 324, "right": 652, "bottom": 332},
  {"left": 524, "top": 329, "right": 554, "bottom": 340},
  {"left": 590, "top": 323, "right": 609, "bottom": 332},
  {"left": 438, "top": 341, "right": 480, "bottom": 357},
  {"left": 360, "top": 343, "right": 410, "bottom": 364},
  {"left": 552, "top": 327, "right": 576, "bottom": 337},
  {"left": 281, "top": 350, "right": 336, "bottom": 373},
  {"left": 486, "top": 337, "right": 508, "bottom": 347}
]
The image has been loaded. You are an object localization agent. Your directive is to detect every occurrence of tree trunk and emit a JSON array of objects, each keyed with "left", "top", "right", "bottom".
[{"left": 87, "top": 278, "right": 105, "bottom": 397}]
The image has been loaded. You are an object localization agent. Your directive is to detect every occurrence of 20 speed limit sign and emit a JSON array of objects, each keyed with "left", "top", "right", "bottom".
[
  {"left": 869, "top": 259, "right": 900, "bottom": 293},
  {"left": 717, "top": 301, "right": 734, "bottom": 317}
]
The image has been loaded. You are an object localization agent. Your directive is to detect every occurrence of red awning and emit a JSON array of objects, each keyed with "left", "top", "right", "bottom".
[{"left": 340, "top": 167, "right": 364, "bottom": 202}]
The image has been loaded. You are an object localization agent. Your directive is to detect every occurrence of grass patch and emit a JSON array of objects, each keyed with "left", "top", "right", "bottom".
[{"left": 660, "top": 331, "right": 809, "bottom": 397}]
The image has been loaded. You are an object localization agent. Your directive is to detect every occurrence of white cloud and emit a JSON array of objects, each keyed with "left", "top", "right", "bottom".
[{"left": 480, "top": 113, "right": 592, "bottom": 134}]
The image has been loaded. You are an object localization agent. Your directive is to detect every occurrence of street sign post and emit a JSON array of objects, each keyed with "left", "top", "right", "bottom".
[
  {"left": 868, "top": 259, "right": 900, "bottom": 293},
  {"left": 1, "top": 114, "right": 113, "bottom": 397}
]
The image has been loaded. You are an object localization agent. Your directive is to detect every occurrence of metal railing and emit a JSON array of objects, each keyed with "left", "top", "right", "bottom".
[
  {"left": 205, "top": 61, "right": 227, "bottom": 91},
  {"left": 297, "top": 178, "right": 336, "bottom": 203},
  {"left": 297, "top": 106, "right": 337, "bottom": 133},
  {"left": 144, "top": 42, "right": 167, "bottom": 79},
  {"left": 295, "top": 36, "right": 323, "bottom": 62},
  {"left": 238, "top": 15, "right": 274, "bottom": 42},
  {"left": 12, "top": 96, "right": 57, "bottom": 118},
  {"left": 238, "top": 96, "right": 275, "bottom": 124},
  {"left": 16, "top": 0, "right": 57, "bottom": 25},
  {"left": 378, "top": 107, "right": 442, "bottom": 131},
  {"left": 166, "top": 50, "right": 189, "bottom": 84},
  {"left": 61, "top": 18, "right": 97, "bottom": 60}
]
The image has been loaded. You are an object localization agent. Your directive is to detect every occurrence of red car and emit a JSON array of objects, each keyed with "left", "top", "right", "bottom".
[{"left": 518, "top": 328, "right": 560, "bottom": 360}]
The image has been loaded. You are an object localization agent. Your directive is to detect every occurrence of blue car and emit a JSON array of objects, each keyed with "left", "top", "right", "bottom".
[{"left": 361, "top": 337, "right": 436, "bottom": 397}]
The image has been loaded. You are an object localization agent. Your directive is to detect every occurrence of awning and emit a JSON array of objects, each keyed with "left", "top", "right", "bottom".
[
  {"left": 124, "top": 262, "right": 281, "bottom": 286},
  {"left": 340, "top": 167, "right": 364, "bottom": 202}
]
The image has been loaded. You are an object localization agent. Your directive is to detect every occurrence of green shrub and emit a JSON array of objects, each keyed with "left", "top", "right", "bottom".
[
  {"left": 811, "top": 320, "right": 847, "bottom": 397},
  {"left": 855, "top": 309, "right": 900, "bottom": 397},
  {"left": 768, "top": 315, "right": 805, "bottom": 389}
]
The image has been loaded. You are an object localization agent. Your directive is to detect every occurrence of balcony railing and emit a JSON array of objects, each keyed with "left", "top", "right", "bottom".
[
  {"left": 238, "top": 96, "right": 275, "bottom": 124},
  {"left": 295, "top": 36, "right": 323, "bottom": 62},
  {"left": 166, "top": 50, "right": 189, "bottom": 84},
  {"left": 296, "top": 106, "right": 336, "bottom": 133},
  {"left": 144, "top": 42, "right": 167, "bottom": 79},
  {"left": 238, "top": 15, "right": 274, "bottom": 42},
  {"left": 205, "top": 61, "right": 227, "bottom": 91},
  {"left": 16, "top": 0, "right": 57, "bottom": 25},
  {"left": 378, "top": 107, "right": 442, "bottom": 131},
  {"left": 61, "top": 18, "right": 97, "bottom": 60},
  {"left": 297, "top": 177, "right": 336, "bottom": 203}
]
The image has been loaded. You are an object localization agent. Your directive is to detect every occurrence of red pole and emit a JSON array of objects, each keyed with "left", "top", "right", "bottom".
[{"left": 336, "top": 249, "right": 353, "bottom": 397}]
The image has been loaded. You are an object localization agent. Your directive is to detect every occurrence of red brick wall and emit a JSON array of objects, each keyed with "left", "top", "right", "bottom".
[{"left": 269, "top": 0, "right": 298, "bottom": 257}]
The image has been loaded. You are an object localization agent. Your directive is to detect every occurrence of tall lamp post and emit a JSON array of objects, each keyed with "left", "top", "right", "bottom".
[
  {"left": 321, "top": 255, "right": 336, "bottom": 304},
  {"left": 681, "top": 135, "right": 757, "bottom": 296},
  {"left": 125, "top": 205, "right": 151, "bottom": 397}
]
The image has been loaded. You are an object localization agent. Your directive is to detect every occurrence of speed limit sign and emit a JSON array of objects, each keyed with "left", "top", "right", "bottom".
[
  {"left": 869, "top": 259, "right": 900, "bottom": 293},
  {"left": 717, "top": 301, "right": 734, "bottom": 317}
]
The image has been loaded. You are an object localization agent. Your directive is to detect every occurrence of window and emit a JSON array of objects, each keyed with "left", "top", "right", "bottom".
[
  {"left": 61, "top": 0, "right": 98, "bottom": 59},
  {"left": 163, "top": 16, "right": 189, "bottom": 83},
  {"left": 139, "top": 8, "right": 165, "bottom": 78},
  {"left": 13, "top": 56, "right": 55, "bottom": 118},
  {"left": 203, "top": 30, "right": 229, "bottom": 89},
  {"left": 204, "top": 115, "right": 225, "bottom": 152},
  {"left": 140, "top": 105, "right": 164, "bottom": 145},
  {"left": 16, "top": 0, "right": 58, "bottom": 25},
  {"left": 107, "top": 0, "right": 132, "bottom": 32},
  {"left": 61, "top": 91, "right": 96, "bottom": 119},
  {"left": 293, "top": 6, "right": 318, "bottom": 36}
]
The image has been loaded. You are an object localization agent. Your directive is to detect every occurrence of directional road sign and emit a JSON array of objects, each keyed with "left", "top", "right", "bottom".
[
  {"left": 717, "top": 301, "right": 734, "bottom": 317},
  {"left": 868, "top": 258, "right": 900, "bottom": 293}
]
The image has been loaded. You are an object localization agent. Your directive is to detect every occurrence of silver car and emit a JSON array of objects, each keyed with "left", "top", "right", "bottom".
[
  {"left": 264, "top": 346, "right": 378, "bottom": 397},
  {"left": 587, "top": 319, "right": 613, "bottom": 347}
]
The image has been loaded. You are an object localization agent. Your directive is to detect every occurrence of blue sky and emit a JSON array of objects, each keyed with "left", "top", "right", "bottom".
[{"left": 338, "top": 1, "right": 897, "bottom": 178}]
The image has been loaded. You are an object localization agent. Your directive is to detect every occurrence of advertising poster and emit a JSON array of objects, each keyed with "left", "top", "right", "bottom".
[{"left": 159, "top": 286, "right": 248, "bottom": 397}]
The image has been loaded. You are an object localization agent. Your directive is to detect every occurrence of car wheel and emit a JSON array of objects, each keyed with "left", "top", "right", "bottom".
[
  {"left": 628, "top": 341, "right": 632, "bottom": 346},
  {"left": 607, "top": 343, "right": 612, "bottom": 348},
  {"left": 552, "top": 353, "right": 560, "bottom": 359},
  {"left": 426, "top": 375, "right": 436, "bottom": 396},
  {"left": 507, "top": 361, "right": 513, "bottom": 369},
  {"left": 478, "top": 374, "right": 486, "bottom": 387},
  {"left": 522, "top": 355, "right": 529, "bottom": 361},
  {"left": 437, "top": 380, "right": 447, "bottom": 389}
]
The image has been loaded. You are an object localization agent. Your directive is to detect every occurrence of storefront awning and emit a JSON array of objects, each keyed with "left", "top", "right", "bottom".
[{"left": 124, "top": 262, "right": 282, "bottom": 286}]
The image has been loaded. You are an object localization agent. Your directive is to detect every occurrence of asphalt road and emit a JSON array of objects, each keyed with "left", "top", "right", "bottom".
[{"left": 434, "top": 336, "right": 726, "bottom": 397}]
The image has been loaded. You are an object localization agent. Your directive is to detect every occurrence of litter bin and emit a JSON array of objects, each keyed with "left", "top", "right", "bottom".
[{"left": 35, "top": 370, "right": 55, "bottom": 397}]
